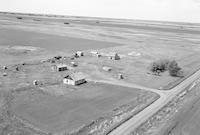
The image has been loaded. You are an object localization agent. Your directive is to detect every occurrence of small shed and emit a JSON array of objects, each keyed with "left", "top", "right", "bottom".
[
  {"left": 75, "top": 51, "right": 84, "bottom": 57},
  {"left": 3, "top": 73, "right": 7, "bottom": 77},
  {"left": 91, "top": 51, "right": 101, "bottom": 57},
  {"left": 96, "top": 54, "right": 101, "bottom": 58},
  {"left": 118, "top": 74, "right": 124, "bottom": 79},
  {"left": 3, "top": 66, "right": 7, "bottom": 70},
  {"left": 63, "top": 72, "right": 86, "bottom": 86},
  {"left": 103, "top": 66, "right": 112, "bottom": 72},
  {"left": 33, "top": 80, "right": 42, "bottom": 86},
  {"left": 15, "top": 66, "right": 19, "bottom": 71},
  {"left": 71, "top": 61, "right": 78, "bottom": 67},
  {"left": 109, "top": 53, "right": 120, "bottom": 60},
  {"left": 54, "top": 64, "right": 68, "bottom": 72},
  {"left": 113, "top": 53, "right": 120, "bottom": 60},
  {"left": 90, "top": 51, "right": 98, "bottom": 55}
]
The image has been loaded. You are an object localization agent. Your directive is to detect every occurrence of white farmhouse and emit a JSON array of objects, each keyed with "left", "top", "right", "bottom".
[{"left": 63, "top": 72, "right": 86, "bottom": 86}]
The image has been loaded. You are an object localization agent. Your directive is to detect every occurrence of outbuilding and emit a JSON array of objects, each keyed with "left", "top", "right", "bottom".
[
  {"left": 109, "top": 53, "right": 120, "bottom": 60},
  {"left": 2, "top": 73, "right": 7, "bottom": 77},
  {"left": 96, "top": 54, "right": 101, "bottom": 58},
  {"left": 63, "top": 72, "right": 86, "bottom": 86},
  {"left": 118, "top": 74, "right": 124, "bottom": 79},
  {"left": 90, "top": 51, "right": 98, "bottom": 55},
  {"left": 33, "top": 80, "right": 42, "bottom": 86},
  {"left": 54, "top": 64, "right": 68, "bottom": 72},
  {"left": 3, "top": 66, "right": 7, "bottom": 70},
  {"left": 91, "top": 51, "right": 101, "bottom": 57},
  {"left": 103, "top": 66, "right": 112, "bottom": 72},
  {"left": 71, "top": 61, "right": 78, "bottom": 67},
  {"left": 75, "top": 51, "right": 84, "bottom": 57},
  {"left": 16, "top": 66, "right": 19, "bottom": 71}
]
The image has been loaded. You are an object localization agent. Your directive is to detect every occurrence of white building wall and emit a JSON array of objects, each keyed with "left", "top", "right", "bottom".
[{"left": 63, "top": 79, "right": 75, "bottom": 85}]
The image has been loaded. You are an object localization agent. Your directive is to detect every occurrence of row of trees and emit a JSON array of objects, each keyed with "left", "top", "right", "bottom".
[{"left": 149, "top": 59, "right": 183, "bottom": 77}]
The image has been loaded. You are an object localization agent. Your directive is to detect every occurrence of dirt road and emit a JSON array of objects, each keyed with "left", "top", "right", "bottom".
[{"left": 107, "top": 69, "right": 200, "bottom": 135}]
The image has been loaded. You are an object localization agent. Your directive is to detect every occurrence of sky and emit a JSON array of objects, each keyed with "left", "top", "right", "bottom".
[{"left": 1, "top": 0, "right": 200, "bottom": 23}]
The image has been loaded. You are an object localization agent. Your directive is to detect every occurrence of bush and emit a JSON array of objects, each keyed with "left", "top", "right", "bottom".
[
  {"left": 33, "top": 19, "right": 41, "bottom": 21},
  {"left": 16, "top": 17, "right": 23, "bottom": 20},
  {"left": 169, "top": 66, "right": 181, "bottom": 76},
  {"left": 64, "top": 22, "right": 70, "bottom": 25}
]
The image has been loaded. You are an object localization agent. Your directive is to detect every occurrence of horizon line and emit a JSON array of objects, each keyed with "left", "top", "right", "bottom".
[{"left": 1, "top": 10, "right": 199, "bottom": 25}]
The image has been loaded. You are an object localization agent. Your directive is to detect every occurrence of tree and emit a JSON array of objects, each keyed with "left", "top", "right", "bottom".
[
  {"left": 168, "top": 60, "right": 178, "bottom": 70},
  {"left": 149, "top": 59, "right": 183, "bottom": 77},
  {"left": 149, "top": 62, "right": 160, "bottom": 75},
  {"left": 168, "top": 60, "right": 182, "bottom": 77},
  {"left": 169, "top": 66, "right": 181, "bottom": 76},
  {"left": 149, "top": 59, "right": 170, "bottom": 74}
]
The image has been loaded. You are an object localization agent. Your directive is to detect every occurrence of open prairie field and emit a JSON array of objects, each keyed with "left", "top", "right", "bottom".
[
  {"left": 168, "top": 94, "right": 200, "bottom": 135},
  {"left": 163, "top": 92, "right": 200, "bottom": 135},
  {"left": 0, "top": 29, "right": 120, "bottom": 52}
]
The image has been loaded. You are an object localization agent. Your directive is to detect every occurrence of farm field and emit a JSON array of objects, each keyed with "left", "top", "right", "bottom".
[
  {"left": 169, "top": 93, "right": 200, "bottom": 135},
  {"left": 137, "top": 79, "right": 200, "bottom": 135},
  {"left": 163, "top": 88, "right": 200, "bottom": 135},
  {"left": 0, "top": 28, "right": 120, "bottom": 52},
  {"left": 11, "top": 82, "right": 158, "bottom": 134}
]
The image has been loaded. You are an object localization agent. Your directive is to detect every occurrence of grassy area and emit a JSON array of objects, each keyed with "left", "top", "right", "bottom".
[
  {"left": 74, "top": 41, "right": 200, "bottom": 89},
  {"left": 0, "top": 52, "right": 159, "bottom": 134},
  {"left": 11, "top": 82, "right": 158, "bottom": 134},
  {"left": 0, "top": 90, "right": 47, "bottom": 135}
]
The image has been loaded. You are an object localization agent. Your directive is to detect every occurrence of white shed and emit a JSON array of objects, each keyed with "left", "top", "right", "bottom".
[
  {"left": 76, "top": 51, "right": 84, "bottom": 57},
  {"left": 103, "top": 66, "right": 112, "bottom": 72},
  {"left": 109, "top": 52, "right": 120, "bottom": 60}
]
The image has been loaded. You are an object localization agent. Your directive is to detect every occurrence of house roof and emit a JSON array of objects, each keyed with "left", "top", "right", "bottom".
[
  {"left": 76, "top": 51, "right": 83, "bottom": 53},
  {"left": 65, "top": 72, "right": 86, "bottom": 81},
  {"left": 56, "top": 64, "right": 67, "bottom": 68},
  {"left": 103, "top": 66, "right": 111, "bottom": 70}
]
